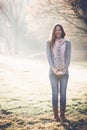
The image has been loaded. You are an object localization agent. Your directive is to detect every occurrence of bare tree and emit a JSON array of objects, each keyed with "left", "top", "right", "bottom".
[
  {"left": 67, "top": 0, "right": 87, "bottom": 25},
  {"left": 0, "top": 0, "right": 29, "bottom": 54},
  {"left": 36, "top": 0, "right": 87, "bottom": 33}
]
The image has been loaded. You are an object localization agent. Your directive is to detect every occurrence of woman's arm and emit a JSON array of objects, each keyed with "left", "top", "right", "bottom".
[
  {"left": 65, "top": 41, "right": 71, "bottom": 70},
  {"left": 46, "top": 41, "right": 54, "bottom": 68}
]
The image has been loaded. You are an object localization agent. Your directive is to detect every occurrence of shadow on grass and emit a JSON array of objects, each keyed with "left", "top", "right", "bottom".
[
  {"left": 62, "top": 119, "right": 87, "bottom": 130},
  {"left": 39, "top": 117, "right": 52, "bottom": 123},
  {"left": 0, "top": 122, "right": 12, "bottom": 130},
  {"left": 1, "top": 109, "right": 12, "bottom": 115},
  {"left": 64, "top": 100, "right": 87, "bottom": 129}
]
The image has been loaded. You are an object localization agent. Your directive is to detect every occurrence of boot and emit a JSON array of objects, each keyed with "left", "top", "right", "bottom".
[
  {"left": 60, "top": 107, "right": 66, "bottom": 122},
  {"left": 53, "top": 107, "right": 60, "bottom": 122}
]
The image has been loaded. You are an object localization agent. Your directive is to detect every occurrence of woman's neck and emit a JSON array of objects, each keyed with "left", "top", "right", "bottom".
[
  {"left": 56, "top": 37, "right": 62, "bottom": 40},
  {"left": 56, "top": 38, "right": 62, "bottom": 41}
]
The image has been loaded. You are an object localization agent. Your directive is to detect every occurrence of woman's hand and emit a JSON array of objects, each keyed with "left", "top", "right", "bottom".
[
  {"left": 62, "top": 66, "right": 66, "bottom": 74},
  {"left": 51, "top": 66, "right": 66, "bottom": 76},
  {"left": 51, "top": 67, "right": 61, "bottom": 76},
  {"left": 51, "top": 67, "right": 58, "bottom": 75}
]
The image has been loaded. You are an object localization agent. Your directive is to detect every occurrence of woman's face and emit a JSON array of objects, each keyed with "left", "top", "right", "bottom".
[{"left": 55, "top": 26, "right": 62, "bottom": 39}]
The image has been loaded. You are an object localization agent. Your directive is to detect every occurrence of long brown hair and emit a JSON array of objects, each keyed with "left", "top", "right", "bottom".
[{"left": 49, "top": 24, "right": 66, "bottom": 48}]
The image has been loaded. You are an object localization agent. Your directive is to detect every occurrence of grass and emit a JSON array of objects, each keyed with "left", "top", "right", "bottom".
[
  {"left": 0, "top": 57, "right": 87, "bottom": 129},
  {"left": 0, "top": 99, "right": 87, "bottom": 130}
]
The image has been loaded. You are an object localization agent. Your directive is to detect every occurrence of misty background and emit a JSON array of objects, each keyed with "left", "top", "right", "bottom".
[
  {"left": 0, "top": 1, "right": 87, "bottom": 129},
  {"left": 0, "top": 0, "right": 87, "bottom": 61}
]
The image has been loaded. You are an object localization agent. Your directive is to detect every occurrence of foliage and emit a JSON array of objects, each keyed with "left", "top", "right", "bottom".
[
  {"left": 68, "top": 0, "right": 87, "bottom": 25},
  {"left": 37, "top": 0, "right": 87, "bottom": 33}
]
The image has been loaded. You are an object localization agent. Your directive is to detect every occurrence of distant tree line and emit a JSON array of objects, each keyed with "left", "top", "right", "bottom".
[{"left": 0, "top": 0, "right": 87, "bottom": 55}]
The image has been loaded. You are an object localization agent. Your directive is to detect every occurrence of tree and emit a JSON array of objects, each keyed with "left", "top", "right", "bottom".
[
  {"left": 33, "top": 0, "right": 87, "bottom": 60},
  {"left": 35, "top": 0, "right": 87, "bottom": 34},
  {"left": 68, "top": 0, "right": 87, "bottom": 25},
  {"left": 0, "top": 0, "right": 29, "bottom": 54}
]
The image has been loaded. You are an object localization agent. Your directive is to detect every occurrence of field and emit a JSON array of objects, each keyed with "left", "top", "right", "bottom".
[{"left": 0, "top": 55, "right": 87, "bottom": 130}]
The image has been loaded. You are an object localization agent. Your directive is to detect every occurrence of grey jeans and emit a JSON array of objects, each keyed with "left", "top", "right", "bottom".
[{"left": 49, "top": 69, "right": 69, "bottom": 108}]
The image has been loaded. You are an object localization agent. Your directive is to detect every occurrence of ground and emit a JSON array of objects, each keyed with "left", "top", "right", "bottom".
[{"left": 0, "top": 54, "right": 87, "bottom": 130}]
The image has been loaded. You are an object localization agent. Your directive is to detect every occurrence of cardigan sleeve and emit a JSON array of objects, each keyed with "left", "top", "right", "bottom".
[
  {"left": 46, "top": 41, "right": 54, "bottom": 68},
  {"left": 65, "top": 41, "right": 71, "bottom": 70}
]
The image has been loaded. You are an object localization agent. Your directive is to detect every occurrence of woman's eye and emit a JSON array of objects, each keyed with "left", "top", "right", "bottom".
[{"left": 56, "top": 30, "right": 61, "bottom": 32}]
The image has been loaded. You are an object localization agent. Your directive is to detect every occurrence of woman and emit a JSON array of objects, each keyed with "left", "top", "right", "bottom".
[{"left": 46, "top": 24, "right": 71, "bottom": 122}]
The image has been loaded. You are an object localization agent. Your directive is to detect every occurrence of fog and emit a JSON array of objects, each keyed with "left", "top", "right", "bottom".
[
  {"left": 0, "top": 0, "right": 87, "bottom": 61},
  {"left": 0, "top": 1, "right": 87, "bottom": 129}
]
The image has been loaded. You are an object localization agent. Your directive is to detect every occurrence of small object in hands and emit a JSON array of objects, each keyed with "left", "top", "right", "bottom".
[{"left": 55, "top": 67, "right": 66, "bottom": 77}]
